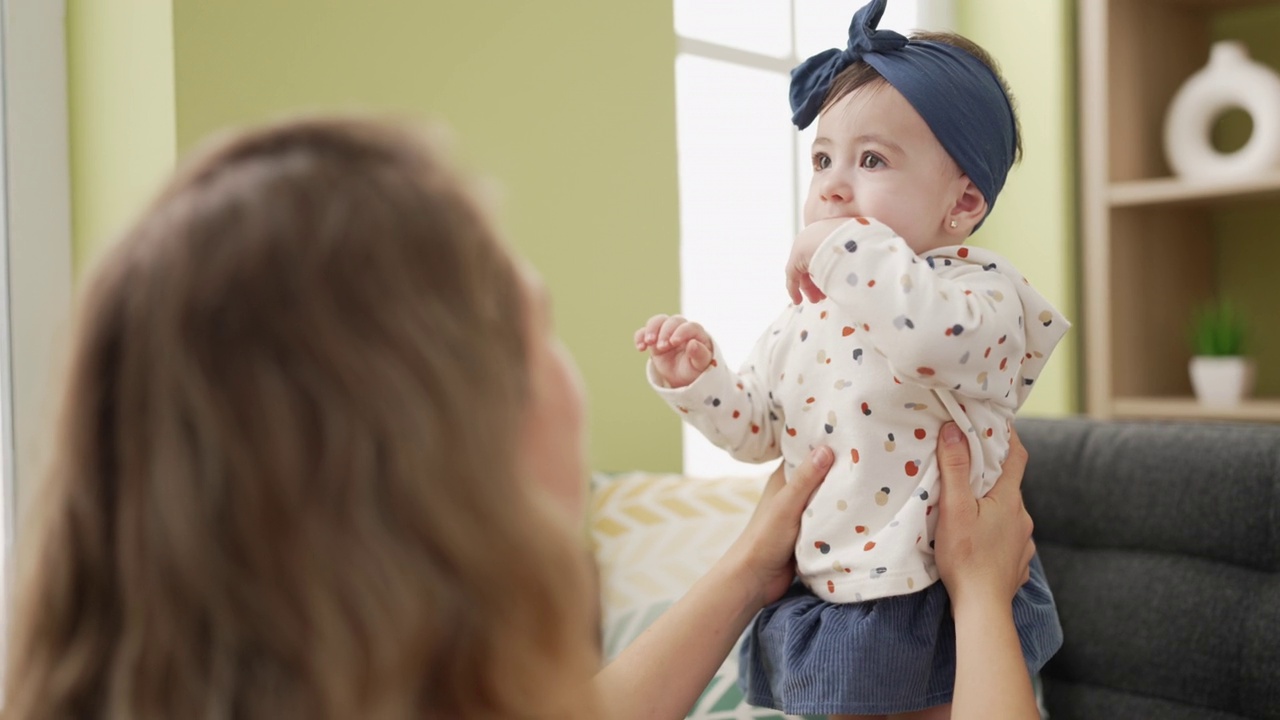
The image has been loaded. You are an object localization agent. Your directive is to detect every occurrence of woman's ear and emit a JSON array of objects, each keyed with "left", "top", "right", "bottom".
[{"left": 947, "top": 177, "right": 988, "bottom": 235}]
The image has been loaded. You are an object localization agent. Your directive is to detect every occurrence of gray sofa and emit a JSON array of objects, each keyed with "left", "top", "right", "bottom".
[{"left": 1019, "top": 418, "right": 1280, "bottom": 720}]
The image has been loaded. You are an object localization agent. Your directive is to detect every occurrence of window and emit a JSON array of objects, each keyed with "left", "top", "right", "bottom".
[{"left": 673, "top": 1, "right": 948, "bottom": 477}]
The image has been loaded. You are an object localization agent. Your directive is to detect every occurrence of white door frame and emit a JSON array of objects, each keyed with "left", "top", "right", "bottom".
[{"left": 0, "top": 0, "right": 74, "bottom": 560}]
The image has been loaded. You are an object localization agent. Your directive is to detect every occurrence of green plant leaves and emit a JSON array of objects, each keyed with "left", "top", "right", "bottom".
[{"left": 1189, "top": 299, "right": 1247, "bottom": 356}]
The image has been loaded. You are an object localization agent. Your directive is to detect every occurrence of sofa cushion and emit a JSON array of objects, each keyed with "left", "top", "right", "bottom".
[
  {"left": 1019, "top": 418, "right": 1280, "bottom": 720},
  {"left": 589, "top": 471, "right": 821, "bottom": 719}
]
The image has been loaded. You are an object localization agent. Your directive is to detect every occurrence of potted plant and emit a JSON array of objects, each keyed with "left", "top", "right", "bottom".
[{"left": 1188, "top": 299, "right": 1254, "bottom": 407}]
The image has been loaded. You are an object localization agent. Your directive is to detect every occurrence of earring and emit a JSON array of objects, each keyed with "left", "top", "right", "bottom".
[{"left": 949, "top": 220, "right": 958, "bottom": 229}]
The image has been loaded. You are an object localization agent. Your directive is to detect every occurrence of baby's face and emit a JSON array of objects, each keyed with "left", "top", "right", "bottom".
[{"left": 803, "top": 81, "right": 970, "bottom": 254}]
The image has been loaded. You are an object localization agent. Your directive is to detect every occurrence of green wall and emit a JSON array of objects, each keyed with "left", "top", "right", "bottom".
[
  {"left": 71, "top": 1, "right": 683, "bottom": 473},
  {"left": 957, "top": 0, "right": 1080, "bottom": 417},
  {"left": 67, "top": 0, "right": 175, "bottom": 274}
]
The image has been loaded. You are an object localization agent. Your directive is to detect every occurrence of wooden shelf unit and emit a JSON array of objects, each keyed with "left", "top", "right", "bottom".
[
  {"left": 1079, "top": 0, "right": 1280, "bottom": 423},
  {"left": 1109, "top": 171, "right": 1280, "bottom": 208},
  {"left": 1112, "top": 397, "right": 1280, "bottom": 422}
]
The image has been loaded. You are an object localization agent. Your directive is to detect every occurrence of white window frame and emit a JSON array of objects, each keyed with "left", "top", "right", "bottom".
[
  {"left": 673, "top": 0, "right": 951, "bottom": 477},
  {"left": 675, "top": 0, "right": 955, "bottom": 229}
]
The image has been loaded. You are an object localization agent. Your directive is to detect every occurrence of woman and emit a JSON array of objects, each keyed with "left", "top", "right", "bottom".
[{"left": 2, "top": 117, "right": 1038, "bottom": 719}]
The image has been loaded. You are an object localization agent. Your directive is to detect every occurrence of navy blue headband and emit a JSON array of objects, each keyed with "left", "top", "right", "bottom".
[{"left": 790, "top": 0, "right": 1018, "bottom": 225}]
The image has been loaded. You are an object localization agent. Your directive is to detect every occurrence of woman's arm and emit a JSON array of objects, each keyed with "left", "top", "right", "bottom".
[
  {"left": 934, "top": 421, "right": 1041, "bottom": 720},
  {"left": 593, "top": 446, "right": 833, "bottom": 720},
  {"left": 594, "top": 422, "right": 1038, "bottom": 720}
]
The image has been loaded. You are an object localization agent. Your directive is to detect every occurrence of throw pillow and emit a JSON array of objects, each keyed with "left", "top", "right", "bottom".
[{"left": 588, "top": 471, "right": 821, "bottom": 720}]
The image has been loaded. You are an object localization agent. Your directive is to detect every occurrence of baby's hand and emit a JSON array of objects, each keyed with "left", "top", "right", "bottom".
[
  {"left": 634, "top": 314, "right": 714, "bottom": 388},
  {"left": 786, "top": 217, "right": 853, "bottom": 305}
]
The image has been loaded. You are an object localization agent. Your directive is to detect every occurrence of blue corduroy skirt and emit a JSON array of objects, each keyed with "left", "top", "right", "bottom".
[{"left": 738, "top": 554, "right": 1062, "bottom": 716}]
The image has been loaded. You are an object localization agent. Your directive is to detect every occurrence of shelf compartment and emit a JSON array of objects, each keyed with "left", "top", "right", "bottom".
[
  {"left": 1110, "top": 171, "right": 1280, "bottom": 207},
  {"left": 1080, "top": 0, "right": 1280, "bottom": 423},
  {"left": 1157, "top": 0, "right": 1278, "bottom": 10},
  {"left": 1107, "top": 207, "right": 1213, "bottom": 399},
  {"left": 1112, "top": 396, "right": 1280, "bottom": 422}
]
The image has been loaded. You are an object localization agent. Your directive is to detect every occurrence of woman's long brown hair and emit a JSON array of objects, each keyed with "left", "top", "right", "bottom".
[{"left": 2, "top": 118, "right": 601, "bottom": 719}]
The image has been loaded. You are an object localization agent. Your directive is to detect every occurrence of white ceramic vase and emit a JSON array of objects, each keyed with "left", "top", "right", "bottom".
[
  {"left": 1164, "top": 41, "right": 1280, "bottom": 182},
  {"left": 1189, "top": 356, "right": 1256, "bottom": 407}
]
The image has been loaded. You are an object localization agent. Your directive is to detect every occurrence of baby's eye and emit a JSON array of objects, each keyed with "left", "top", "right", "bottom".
[
  {"left": 811, "top": 152, "right": 831, "bottom": 171},
  {"left": 859, "top": 152, "right": 884, "bottom": 169}
]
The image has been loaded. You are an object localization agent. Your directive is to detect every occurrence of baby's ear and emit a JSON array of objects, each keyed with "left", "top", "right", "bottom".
[{"left": 947, "top": 177, "right": 988, "bottom": 234}]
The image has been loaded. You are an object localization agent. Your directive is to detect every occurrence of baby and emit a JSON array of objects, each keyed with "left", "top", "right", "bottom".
[{"left": 635, "top": 1, "right": 1069, "bottom": 717}]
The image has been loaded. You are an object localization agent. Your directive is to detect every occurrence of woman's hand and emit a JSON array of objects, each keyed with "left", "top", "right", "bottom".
[
  {"left": 934, "top": 422, "right": 1043, "bottom": 719},
  {"left": 933, "top": 422, "right": 1035, "bottom": 611},
  {"left": 595, "top": 447, "right": 832, "bottom": 719},
  {"left": 721, "top": 446, "right": 834, "bottom": 608}
]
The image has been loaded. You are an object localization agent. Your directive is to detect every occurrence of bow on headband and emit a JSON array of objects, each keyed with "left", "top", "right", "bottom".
[
  {"left": 789, "top": 0, "right": 1018, "bottom": 227},
  {"left": 789, "top": 0, "right": 907, "bottom": 130}
]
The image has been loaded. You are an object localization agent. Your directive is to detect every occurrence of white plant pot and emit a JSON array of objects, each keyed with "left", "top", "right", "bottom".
[{"left": 1189, "top": 356, "right": 1256, "bottom": 407}]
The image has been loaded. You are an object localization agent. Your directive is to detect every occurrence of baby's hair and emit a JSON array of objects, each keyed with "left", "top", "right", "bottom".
[
  {"left": 819, "top": 30, "right": 1024, "bottom": 164},
  {"left": 3, "top": 117, "right": 601, "bottom": 719}
]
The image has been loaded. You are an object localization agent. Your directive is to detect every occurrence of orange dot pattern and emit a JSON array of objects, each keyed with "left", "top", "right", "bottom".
[{"left": 642, "top": 216, "right": 1068, "bottom": 603}]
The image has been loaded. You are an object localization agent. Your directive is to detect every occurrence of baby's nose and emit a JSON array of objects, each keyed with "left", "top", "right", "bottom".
[{"left": 820, "top": 173, "right": 852, "bottom": 203}]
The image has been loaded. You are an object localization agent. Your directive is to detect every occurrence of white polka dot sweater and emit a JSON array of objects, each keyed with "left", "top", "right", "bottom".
[{"left": 648, "top": 218, "right": 1069, "bottom": 602}]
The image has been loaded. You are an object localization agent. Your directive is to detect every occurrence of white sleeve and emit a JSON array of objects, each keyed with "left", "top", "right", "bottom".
[
  {"left": 807, "top": 218, "right": 1027, "bottom": 402},
  {"left": 646, "top": 313, "right": 789, "bottom": 464}
]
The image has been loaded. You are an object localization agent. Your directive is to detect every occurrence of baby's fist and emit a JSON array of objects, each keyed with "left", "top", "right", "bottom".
[
  {"left": 634, "top": 314, "right": 714, "bottom": 388},
  {"left": 786, "top": 217, "right": 852, "bottom": 304}
]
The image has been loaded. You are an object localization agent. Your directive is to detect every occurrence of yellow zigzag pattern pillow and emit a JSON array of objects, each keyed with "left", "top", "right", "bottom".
[{"left": 588, "top": 471, "right": 821, "bottom": 720}]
